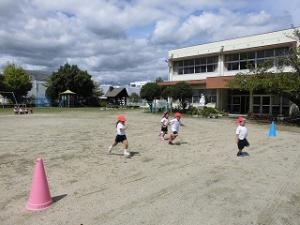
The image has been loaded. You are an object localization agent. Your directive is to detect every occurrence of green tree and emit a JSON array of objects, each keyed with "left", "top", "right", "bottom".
[
  {"left": 168, "top": 82, "right": 192, "bottom": 111},
  {"left": 129, "top": 92, "right": 140, "bottom": 103},
  {"left": 140, "top": 82, "right": 161, "bottom": 112},
  {"left": 0, "top": 73, "right": 5, "bottom": 90},
  {"left": 1, "top": 64, "right": 32, "bottom": 103},
  {"left": 46, "top": 63, "right": 97, "bottom": 106},
  {"left": 155, "top": 77, "right": 164, "bottom": 83}
]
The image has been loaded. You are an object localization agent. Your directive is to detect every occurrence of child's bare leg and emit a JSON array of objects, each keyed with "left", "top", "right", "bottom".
[
  {"left": 159, "top": 131, "right": 163, "bottom": 139},
  {"left": 123, "top": 139, "right": 128, "bottom": 149},
  {"left": 169, "top": 134, "right": 176, "bottom": 144},
  {"left": 108, "top": 142, "right": 117, "bottom": 154},
  {"left": 162, "top": 132, "right": 168, "bottom": 140},
  {"left": 123, "top": 139, "right": 130, "bottom": 157},
  {"left": 237, "top": 148, "right": 242, "bottom": 156}
]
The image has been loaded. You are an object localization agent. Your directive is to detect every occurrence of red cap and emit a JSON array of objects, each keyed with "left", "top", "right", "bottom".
[
  {"left": 118, "top": 114, "right": 126, "bottom": 122},
  {"left": 236, "top": 116, "right": 246, "bottom": 124},
  {"left": 175, "top": 112, "right": 182, "bottom": 118},
  {"left": 163, "top": 111, "right": 169, "bottom": 117}
]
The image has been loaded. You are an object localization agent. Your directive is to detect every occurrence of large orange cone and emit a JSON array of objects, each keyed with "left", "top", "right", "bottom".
[{"left": 26, "top": 158, "right": 52, "bottom": 211}]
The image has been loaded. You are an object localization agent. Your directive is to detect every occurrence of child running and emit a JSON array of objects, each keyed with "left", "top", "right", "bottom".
[
  {"left": 159, "top": 112, "right": 169, "bottom": 140},
  {"left": 168, "top": 112, "right": 183, "bottom": 145},
  {"left": 108, "top": 114, "right": 130, "bottom": 157},
  {"left": 235, "top": 116, "right": 250, "bottom": 156}
]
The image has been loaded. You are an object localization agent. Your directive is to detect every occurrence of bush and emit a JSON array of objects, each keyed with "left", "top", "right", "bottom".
[
  {"left": 172, "top": 105, "right": 183, "bottom": 113},
  {"left": 190, "top": 107, "right": 200, "bottom": 116},
  {"left": 200, "top": 107, "right": 219, "bottom": 118},
  {"left": 100, "top": 101, "right": 107, "bottom": 108}
]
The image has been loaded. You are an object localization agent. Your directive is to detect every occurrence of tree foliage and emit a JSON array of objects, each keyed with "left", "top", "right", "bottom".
[
  {"left": 129, "top": 92, "right": 140, "bottom": 103},
  {"left": 228, "top": 29, "right": 300, "bottom": 109},
  {"left": 140, "top": 82, "right": 161, "bottom": 111},
  {"left": 140, "top": 82, "right": 161, "bottom": 102},
  {"left": 167, "top": 82, "right": 193, "bottom": 111},
  {"left": 0, "top": 73, "right": 5, "bottom": 91},
  {"left": 46, "top": 63, "right": 98, "bottom": 106},
  {"left": 155, "top": 77, "right": 164, "bottom": 83},
  {"left": 1, "top": 63, "right": 32, "bottom": 103}
]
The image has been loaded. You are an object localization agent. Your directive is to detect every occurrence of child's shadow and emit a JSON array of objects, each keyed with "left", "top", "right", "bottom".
[
  {"left": 110, "top": 151, "right": 140, "bottom": 158},
  {"left": 239, "top": 152, "right": 250, "bottom": 157},
  {"left": 129, "top": 151, "right": 140, "bottom": 157},
  {"left": 174, "top": 141, "right": 188, "bottom": 145}
]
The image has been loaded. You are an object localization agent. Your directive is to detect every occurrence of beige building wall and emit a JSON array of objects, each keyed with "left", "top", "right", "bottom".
[{"left": 168, "top": 28, "right": 298, "bottom": 82}]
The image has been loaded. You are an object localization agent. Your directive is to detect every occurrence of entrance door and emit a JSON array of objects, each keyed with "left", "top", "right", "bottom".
[
  {"left": 253, "top": 95, "right": 271, "bottom": 114},
  {"left": 230, "top": 95, "right": 249, "bottom": 114},
  {"left": 240, "top": 96, "right": 249, "bottom": 114}
]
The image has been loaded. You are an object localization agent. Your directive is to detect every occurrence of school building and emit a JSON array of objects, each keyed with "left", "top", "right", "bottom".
[{"left": 160, "top": 27, "right": 299, "bottom": 116}]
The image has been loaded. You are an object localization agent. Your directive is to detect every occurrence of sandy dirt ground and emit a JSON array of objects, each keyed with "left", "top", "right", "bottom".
[{"left": 0, "top": 110, "right": 300, "bottom": 225}]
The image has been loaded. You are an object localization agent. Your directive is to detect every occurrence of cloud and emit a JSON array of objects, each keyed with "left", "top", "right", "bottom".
[
  {"left": 0, "top": 0, "right": 298, "bottom": 84},
  {"left": 151, "top": 8, "right": 292, "bottom": 46}
]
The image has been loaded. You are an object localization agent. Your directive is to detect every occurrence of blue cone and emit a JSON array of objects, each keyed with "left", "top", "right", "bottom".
[{"left": 268, "top": 121, "right": 277, "bottom": 137}]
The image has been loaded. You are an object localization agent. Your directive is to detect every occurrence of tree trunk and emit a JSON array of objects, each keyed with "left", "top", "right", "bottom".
[{"left": 147, "top": 102, "right": 153, "bottom": 112}]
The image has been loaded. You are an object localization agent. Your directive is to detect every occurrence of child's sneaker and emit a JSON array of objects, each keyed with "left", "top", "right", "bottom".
[
  {"left": 168, "top": 141, "right": 174, "bottom": 145},
  {"left": 124, "top": 150, "right": 130, "bottom": 157},
  {"left": 108, "top": 146, "right": 112, "bottom": 154}
]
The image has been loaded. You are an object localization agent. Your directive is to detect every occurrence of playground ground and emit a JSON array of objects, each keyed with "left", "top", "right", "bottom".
[{"left": 0, "top": 109, "right": 300, "bottom": 225}]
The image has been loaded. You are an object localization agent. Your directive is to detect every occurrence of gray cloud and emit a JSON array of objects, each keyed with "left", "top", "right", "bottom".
[{"left": 0, "top": 0, "right": 298, "bottom": 84}]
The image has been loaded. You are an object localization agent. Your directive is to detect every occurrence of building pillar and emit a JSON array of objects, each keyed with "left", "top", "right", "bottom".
[
  {"left": 216, "top": 89, "right": 228, "bottom": 111},
  {"left": 219, "top": 47, "right": 224, "bottom": 76}
]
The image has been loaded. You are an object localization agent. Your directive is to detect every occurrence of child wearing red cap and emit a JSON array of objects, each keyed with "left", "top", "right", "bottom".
[
  {"left": 168, "top": 112, "right": 183, "bottom": 145},
  {"left": 108, "top": 115, "right": 130, "bottom": 157},
  {"left": 159, "top": 112, "right": 169, "bottom": 140},
  {"left": 235, "top": 116, "right": 249, "bottom": 156}
]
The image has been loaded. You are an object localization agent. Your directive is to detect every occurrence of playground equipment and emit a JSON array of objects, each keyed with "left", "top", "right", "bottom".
[{"left": 0, "top": 91, "right": 18, "bottom": 108}]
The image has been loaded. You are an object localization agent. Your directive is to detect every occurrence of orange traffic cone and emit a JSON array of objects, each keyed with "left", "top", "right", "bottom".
[{"left": 26, "top": 158, "right": 52, "bottom": 211}]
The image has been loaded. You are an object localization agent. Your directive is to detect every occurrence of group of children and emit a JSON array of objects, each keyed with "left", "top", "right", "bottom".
[
  {"left": 159, "top": 111, "right": 184, "bottom": 144},
  {"left": 107, "top": 112, "right": 184, "bottom": 157},
  {"left": 108, "top": 112, "right": 249, "bottom": 157}
]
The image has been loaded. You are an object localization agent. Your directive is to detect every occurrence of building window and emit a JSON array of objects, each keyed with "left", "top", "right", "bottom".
[
  {"left": 173, "top": 56, "right": 218, "bottom": 75},
  {"left": 225, "top": 46, "right": 290, "bottom": 71}
]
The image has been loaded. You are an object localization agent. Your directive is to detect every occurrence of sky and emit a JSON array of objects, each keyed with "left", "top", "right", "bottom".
[{"left": 0, "top": 0, "right": 300, "bottom": 84}]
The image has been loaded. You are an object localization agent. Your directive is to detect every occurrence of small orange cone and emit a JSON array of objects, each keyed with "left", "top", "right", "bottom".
[{"left": 26, "top": 158, "right": 52, "bottom": 211}]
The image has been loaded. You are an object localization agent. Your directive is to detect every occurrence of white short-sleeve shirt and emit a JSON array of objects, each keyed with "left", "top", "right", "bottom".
[
  {"left": 236, "top": 125, "right": 248, "bottom": 140},
  {"left": 117, "top": 122, "right": 126, "bottom": 135},
  {"left": 170, "top": 118, "right": 181, "bottom": 132},
  {"left": 160, "top": 117, "right": 169, "bottom": 127}
]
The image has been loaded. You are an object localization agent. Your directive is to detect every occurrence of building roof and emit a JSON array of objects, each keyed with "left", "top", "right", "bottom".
[
  {"left": 105, "top": 87, "right": 128, "bottom": 97},
  {"left": 169, "top": 27, "right": 298, "bottom": 60},
  {"left": 59, "top": 90, "right": 76, "bottom": 95},
  {"left": 100, "top": 85, "right": 113, "bottom": 96}
]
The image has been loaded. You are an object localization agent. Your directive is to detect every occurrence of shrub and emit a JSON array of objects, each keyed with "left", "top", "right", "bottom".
[
  {"left": 100, "top": 101, "right": 107, "bottom": 108},
  {"left": 190, "top": 107, "right": 200, "bottom": 116},
  {"left": 200, "top": 107, "right": 219, "bottom": 118}
]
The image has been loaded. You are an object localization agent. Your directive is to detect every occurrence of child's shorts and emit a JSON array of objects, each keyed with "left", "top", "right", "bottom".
[
  {"left": 115, "top": 135, "right": 127, "bottom": 143},
  {"left": 237, "top": 138, "right": 249, "bottom": 150},
  {"left": 161, "top": 126, "right": 168, "bottom": 133}
]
